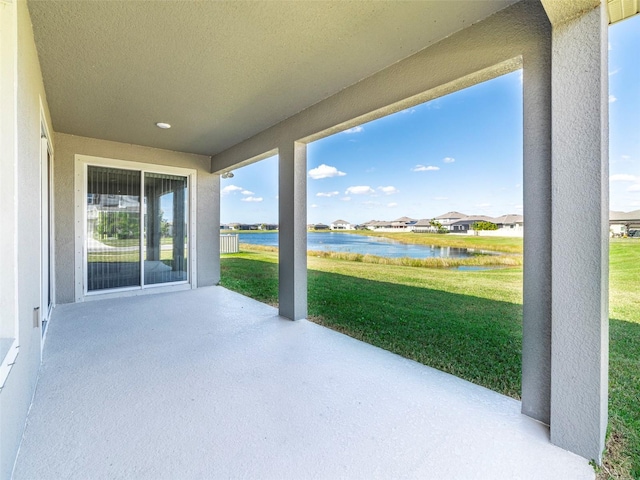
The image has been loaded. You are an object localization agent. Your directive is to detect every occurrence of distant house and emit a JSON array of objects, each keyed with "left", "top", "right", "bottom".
[
  {"left": 258, "top": 224, "right": 278, "bottom": 231},
  {"left": 313, "top": 223, "right": 330, "bottom": 230},
  {"left": 494, "top": 214, "right": 524, "bottom": 231},
  {"left": 365, "top": 220, "right": 391, "bottom": 231},
  {"left": 434, "top": 211, "right": 468, "bottom": 231},
  {"left": 413, "top": 219, "right": 438, "bottom": 233},
  {"left": 228, "top": 223, "right": 260, "bottom": 230},
  {"left": 391, "top": 216, "right": 417, "bottom": 231},
  {"left": 450, "top": 215, "right": 496, "bottom": 232},
  {"left": 610, "top": 210, "right": 640, "bottom": 237},
  {"left": 365, "top": 217, "right": 416, "bottom": 232},
  {"left": 330, "top": 219, "right": 354, "bottom": 230}
]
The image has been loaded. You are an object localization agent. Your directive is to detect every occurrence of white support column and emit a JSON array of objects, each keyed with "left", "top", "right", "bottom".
[
  {"left": 278, "top": 142, "right": 307, "bottom": 320},
  {"left": 211, "top": 173, "right": 221, "bottom": 285},
  {"left": 549, "top": 2, "right": 608, "bottom": 462},
  {"left": 521, "top": 28, "right": 552, "bottom": 426}
]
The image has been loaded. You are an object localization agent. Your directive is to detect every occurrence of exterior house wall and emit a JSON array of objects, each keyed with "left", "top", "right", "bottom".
[
  {"left": 0, "top": 1, "right": 54, "bottom": 477},
  {"left": 53, "top": 133, "right": 218, "bottom": 305}
]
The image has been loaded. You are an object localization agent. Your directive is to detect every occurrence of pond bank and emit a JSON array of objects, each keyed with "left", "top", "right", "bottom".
[{"left": 239, "top": 243, "right": 522, "bottom": 269}]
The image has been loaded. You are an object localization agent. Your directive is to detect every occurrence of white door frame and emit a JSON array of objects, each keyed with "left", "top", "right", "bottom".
[
  {"left": 40, "top": 102, "right": 54, "bottom": 346},
  {"left": 74, "top": 154, "right": 198, "bottom": 302}
]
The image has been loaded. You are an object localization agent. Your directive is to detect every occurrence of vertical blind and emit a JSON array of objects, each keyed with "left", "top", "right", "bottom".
[
  {"left": 144, "top": 172, "right": 188, "bottom": 285},
  {"left": 87, "top": 166, "right": 141, "bottom": 291},
  {"left": 86, "top": 166, "right": 189, "bottom": 292}
]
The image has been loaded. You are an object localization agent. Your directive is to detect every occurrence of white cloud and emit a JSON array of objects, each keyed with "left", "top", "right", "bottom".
[
  {"left": 345, "top": 185, "right": 375, "bottom": 195},
  {"left": 221, "top": 185, "right": 243, "bottom": 196},
  {"left": 341, "top": 196, "right": 351, "bottom": 202},
  {"left": 610, "top": 174, "right": 637, "bottom": 182},
  {"left": 343, "top": 126, "right": 364, "bottom": 134},
  {"left": 628, "top": 184, "right": 640, "bottom": 192},
  {"left": 475, "top": 203, "right": 492, "bottom": 208},
  {"left": 241, "top": 190, "right": 254, "bottom": 195},
  {"left": 316, "top": 191, "right": 340, "bottom": 197},
  {"left": 609, "top": 68, "right": 621, "bottom": 76},
  {"left": 401, "top": 108, "right": 416, "bottom": 115},
  {"left": 378, "top": 186, "right": 399, "bottom": 195},
  {"left": 241, "top": 196, "right": 263, "bottom": 202},
  {"left": 308, "top": 164, "right": 346, "bottom": 180},
  {"left": 411, "top": 165, "right": 440, "bottom": 172},
  {"left": 425, "top": 100, "right": 442, "bottom": 110},
  {"left": 442, "top": 157, "right": 455, "bottom": 164},
  {"left": 310, "top": 204, "right": 318, "bottom": 208},
  {"left": 514, "top": 204, "right": 523, "bottom": 210},
  {"left": 621, "top": 155, "right": 631, "bottom": 160},
  {"left": 387, "top": 202, "right": 398, "bottom": 208},
  {"left": 433, "top": 196, "right": 448, "bottom": 201},
  {"left": 362, "top": 201, "right": 381, "bottom": 208},
  {"left": 609, "top": 95, "right": 617, "bottom": 103}
]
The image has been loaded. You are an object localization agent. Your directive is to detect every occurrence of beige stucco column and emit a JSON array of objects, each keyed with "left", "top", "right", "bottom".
[
  {"left": 543, "top": 0, "right": 609, "bottom": 462},
  {"left": 210, "top": 173, "right": 221, "bottom": 285},
  {"left": 521, "top": 16, "right": 552, "bottom": 426},
  {"left": 278, "top": 142, "right": 307, "bottom": 320}
]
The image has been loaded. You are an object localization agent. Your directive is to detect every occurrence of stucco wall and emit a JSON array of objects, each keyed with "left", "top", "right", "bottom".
[
  {"left": 0, "top": 1, "right": 54, "bottom": 478},
  {"left": 53, "top": 133, "right": 217, "bottom": 304}
]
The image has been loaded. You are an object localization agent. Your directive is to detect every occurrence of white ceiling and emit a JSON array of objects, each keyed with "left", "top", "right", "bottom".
[{"left": 28, "top": 1, "right": 518, "bottom": 156}]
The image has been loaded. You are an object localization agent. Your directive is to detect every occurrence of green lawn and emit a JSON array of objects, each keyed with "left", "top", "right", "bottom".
[
  {"left": 220, "top": 236, "right": 639, "bottom": 479},
  {"left": 344, "top": 230, "right": 524, "bottom": 254}
]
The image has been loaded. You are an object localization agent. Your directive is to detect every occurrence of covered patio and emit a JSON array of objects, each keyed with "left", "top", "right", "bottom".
[
  {"left": 14, "top": 287, "right": 592, "bottom": 479},
  {"left": 4, "top": 0, "right": 634, "bottom": 476}
]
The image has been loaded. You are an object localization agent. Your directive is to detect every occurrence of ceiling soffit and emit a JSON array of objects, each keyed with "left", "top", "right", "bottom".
[{"left": 28, "top": 1, "right": 518, "bottom": 156}]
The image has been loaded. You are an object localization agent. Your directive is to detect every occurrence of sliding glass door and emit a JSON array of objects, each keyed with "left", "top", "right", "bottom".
[
  {"left": 144, "top": 172, "right": 188, "bottom": 285},
  {"left": 86, "top": 165, "right": 189, "bottom": 292}
]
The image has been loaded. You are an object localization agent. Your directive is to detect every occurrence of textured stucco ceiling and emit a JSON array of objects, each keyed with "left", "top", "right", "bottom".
[{"left": 28, "top": 0, "right": 517, "bottom": 156}]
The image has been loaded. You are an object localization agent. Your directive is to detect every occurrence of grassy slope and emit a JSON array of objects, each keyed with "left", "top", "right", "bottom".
[
  {"left": 220, "top": 237, "right": 639, "bottom": 478},
  {"left": 606, "top": 240, "right": 640, "bottom": 479},
  {"left": 342, "top": 230, "right": 523, "bottom": 254}
]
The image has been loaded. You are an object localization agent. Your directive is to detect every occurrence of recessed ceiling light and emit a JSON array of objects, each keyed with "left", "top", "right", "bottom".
[{"left": 156, "top": 122, "right": 171, "bottom": 129}]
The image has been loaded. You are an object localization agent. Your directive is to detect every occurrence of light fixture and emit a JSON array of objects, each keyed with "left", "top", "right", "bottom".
[
  {"left": 221, "top": 171, "right": 234, "bottom": 179},
  {"left": 155, "top": 122, "right": 171, "bottom": 129}
]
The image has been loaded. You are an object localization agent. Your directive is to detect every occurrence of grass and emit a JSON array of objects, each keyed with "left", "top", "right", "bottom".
[
  {"left": 88, "top": 250, "right": 176, "bottom": 263},
  {"left": 96, "top": 236, "right": 175, "bottom": 247},
  {"left": 220, "top": 237, "right": 640, "bottom": 478},
  {"left": 343, "top": 230, "right": 523, "bottom": 254},
  {"left": 243, "top": 243, "right": 522, "bottom": 269},
  {"left": 604, "top": 239, "right": 640, "bottom": 479},
  {"left": 307, "top": 248, "right": 521, "bottom": 268}
]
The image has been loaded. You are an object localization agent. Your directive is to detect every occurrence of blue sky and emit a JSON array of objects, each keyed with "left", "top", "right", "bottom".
[
  {"left": 609, "top": 15, "right": 640, "bottom": 212},
  {"left": 221, "top": 16, "right": 639, "bottom": 225}
]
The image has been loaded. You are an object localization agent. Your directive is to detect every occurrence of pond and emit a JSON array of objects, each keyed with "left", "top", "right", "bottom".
[{"left": 237, "top": 232, "right": 498, "bottom": 259}]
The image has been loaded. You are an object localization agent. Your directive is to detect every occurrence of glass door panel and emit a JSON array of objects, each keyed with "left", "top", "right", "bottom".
[
  {"left": 144, "top": 172, "right": 188, "bottom": 285},
  {"left": 87, "top": 166, "right": 141, "bottom": 291}
]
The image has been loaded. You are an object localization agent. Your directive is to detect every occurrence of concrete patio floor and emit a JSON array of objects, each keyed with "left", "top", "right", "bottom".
[{"left": 13, "top": 286, "right": 594, "bottom": 479}]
